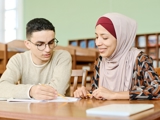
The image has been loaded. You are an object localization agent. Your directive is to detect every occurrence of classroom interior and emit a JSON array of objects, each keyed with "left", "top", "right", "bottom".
[
  {"left": 1, "top": 0, "right": 160, "bottom": 79},
  {"left": 0, "top": 0, "right": 160, "bottom": 119}
]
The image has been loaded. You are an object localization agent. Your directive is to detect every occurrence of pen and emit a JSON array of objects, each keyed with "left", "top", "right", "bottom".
[{"left": 38, "top": 83, "right": 67, "bottom": 99}]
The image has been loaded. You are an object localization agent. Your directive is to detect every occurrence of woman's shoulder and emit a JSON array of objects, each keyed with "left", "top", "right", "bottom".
[
  {"left": 136, "top": 51, "right": 153, "bottom": 60},
  {"left": 135, "top": 51, "right": 153, "bottom": 66}
]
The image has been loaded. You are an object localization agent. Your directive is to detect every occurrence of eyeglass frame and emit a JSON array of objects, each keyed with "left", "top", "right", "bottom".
[{"left": 28, "top": 38, "right": 59, "bottom": 51}]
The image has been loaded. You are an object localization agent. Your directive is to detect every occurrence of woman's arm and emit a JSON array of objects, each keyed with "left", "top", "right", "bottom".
[
  {"left": 92, "top": 86, "right": 129, "bottom": 100},
  {"left": 114, "top": 91, "right": 129, "bottom": 99},
  {"left": 130, "top": 52, "right": 160, "bottom": 100},
  {"left": 90, "top": 56, "right": 130, "bottom": 100}
]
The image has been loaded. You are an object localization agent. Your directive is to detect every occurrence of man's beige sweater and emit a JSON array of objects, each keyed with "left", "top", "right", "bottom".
[{"left": 0, "top": 50, "right": 72, "bottom": 99}]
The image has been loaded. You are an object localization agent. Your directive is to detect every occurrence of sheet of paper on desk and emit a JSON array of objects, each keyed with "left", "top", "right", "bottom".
[
  {"left": 49, "top": 97, "right": 80, "bottom": 102},
  {"left": 0, "top": 98, "right": 8, "bottom": 101},
  {"left": 7, "top": 97, "right": 80, "bottom": 103},
  {"left": 86, "top": 104, "right": 154, "bottom": 116}
]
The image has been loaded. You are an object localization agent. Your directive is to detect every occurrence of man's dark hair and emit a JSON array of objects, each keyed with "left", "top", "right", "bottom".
[{"left": 26, "top": 18, "right": 55, "bottom": 39}]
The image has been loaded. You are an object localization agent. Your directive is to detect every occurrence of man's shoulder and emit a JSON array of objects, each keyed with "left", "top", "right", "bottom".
[
  {"left": 9, "top": 51, "right": 30, "bottom": 61},
  {"left": 52, "top": 50, "right": 71, "bottom": 60},
  {"left": 53, "top": 49, "right": 70, "bottom": 56}
]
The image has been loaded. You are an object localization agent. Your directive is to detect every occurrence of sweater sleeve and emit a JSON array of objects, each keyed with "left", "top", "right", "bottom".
[
  {"left": 47, "top": 50, "right": 72, "bottom": 95},
  {"left": 0, "top": 54, "right": 33, "bottom": 99},
  {"left": 130, "top": 52, "right": 160, "bottom": 100}
]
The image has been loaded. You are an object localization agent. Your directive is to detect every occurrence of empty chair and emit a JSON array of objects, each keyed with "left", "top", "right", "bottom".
[{"left": 70, "top": 69, "right": 88, "bottom": 97}]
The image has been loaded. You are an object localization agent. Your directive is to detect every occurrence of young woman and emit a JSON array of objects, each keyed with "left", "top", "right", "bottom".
[{"left": 74, "top": 13, "right": 160, "bottom": 100}]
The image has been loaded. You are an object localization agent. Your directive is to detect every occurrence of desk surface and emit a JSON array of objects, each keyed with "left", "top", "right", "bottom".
[{"left": 0, "top": 99, "right": 160, "bottom": 120}]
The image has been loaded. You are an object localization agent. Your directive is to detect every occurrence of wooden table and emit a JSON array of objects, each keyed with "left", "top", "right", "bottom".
[{"left": 0, "top": 99, "right": 160, "bottom": 120}]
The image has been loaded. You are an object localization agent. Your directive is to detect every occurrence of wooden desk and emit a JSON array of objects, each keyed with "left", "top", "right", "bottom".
[{"left": 0, "top": 99, "right": 160, "bottom": 120}]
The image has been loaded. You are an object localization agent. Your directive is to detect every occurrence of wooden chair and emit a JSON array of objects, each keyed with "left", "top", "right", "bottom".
[
  {"left": 0, "top": 40, "right": 28, "bottom": 75},
  {"left": 70, "top": 69, "right": 88, "bottom": 97},
  {"left": 7, "top": 39, "right": 28, "bottom": 52},
  {"left": 0, "top": 43, "right": 7, "bottom": 75},
  {"left": 7, "top": 40, "right": 28, "bottom": 60}
]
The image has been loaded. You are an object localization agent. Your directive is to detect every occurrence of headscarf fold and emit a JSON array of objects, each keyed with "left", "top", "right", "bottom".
[{"left": 98, "top": 13, "right": 141, "bottom": 91}]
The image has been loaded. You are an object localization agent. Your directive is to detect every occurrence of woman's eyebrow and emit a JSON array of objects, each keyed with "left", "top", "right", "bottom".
[{"left": 95, "top": 33, "right": 109, "bottom": 36}]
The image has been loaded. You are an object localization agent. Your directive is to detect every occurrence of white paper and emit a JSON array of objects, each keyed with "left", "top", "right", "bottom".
[
  {"left": 0, "top": 98, "right": 8, "bottom": 101},
  {"left": 7, "top": 97, "right": 80, "bottom": 103},
  {"left": 86, "top": 104, "right": 154, "bottom": 116}
]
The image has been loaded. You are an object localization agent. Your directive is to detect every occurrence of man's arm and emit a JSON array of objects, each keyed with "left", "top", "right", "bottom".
[
  {"left": 0, "top": 54, "right": 32, "bottom": 99},
  {"left": 47, "top": 50, "right": 72, "bottom": 95}
]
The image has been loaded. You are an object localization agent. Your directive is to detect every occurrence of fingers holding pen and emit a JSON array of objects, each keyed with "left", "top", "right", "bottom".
[
  {"left": 29, "top": 84, "right": 58, "bottom": 100},
  {"left": 39, "top": 84, "right": 58, "bottom": 94}
]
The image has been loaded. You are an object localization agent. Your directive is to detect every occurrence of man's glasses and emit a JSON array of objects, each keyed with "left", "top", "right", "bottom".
[{"left": 28, "top": 38, "right": 59, "bottom": 51}]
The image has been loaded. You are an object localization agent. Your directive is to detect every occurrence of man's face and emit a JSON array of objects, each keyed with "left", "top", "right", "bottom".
[{"left": 26, "top": 30, "right": 55, "bottom": 65}]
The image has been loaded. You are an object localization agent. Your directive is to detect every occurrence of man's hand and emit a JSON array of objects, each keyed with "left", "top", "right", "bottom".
[{"left": 29, "top": 84, "right": 58, "bottom": 100}]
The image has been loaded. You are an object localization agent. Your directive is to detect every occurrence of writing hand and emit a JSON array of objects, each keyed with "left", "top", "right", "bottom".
[{"left": 29, "top": 84, "right": 58, "bottom": 100}]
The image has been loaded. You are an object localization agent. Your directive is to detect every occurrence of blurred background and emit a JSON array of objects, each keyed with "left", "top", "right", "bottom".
[{"left": 0, "top": 0, "right": 160, "bottom": 46}]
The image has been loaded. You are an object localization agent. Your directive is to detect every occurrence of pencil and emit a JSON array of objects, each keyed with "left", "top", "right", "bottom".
[
  {"left": 87, "top": 93, "right": 92, "bottom": 96},
  {"left": 39, "top": 83, "right": 67, "bottom": 99},
  {"left": 57, "top": 93, "right": 68, "bottom": 100}
]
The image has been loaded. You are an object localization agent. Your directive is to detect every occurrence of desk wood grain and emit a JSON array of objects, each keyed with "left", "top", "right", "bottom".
[{"left": 0, "top": 99, "right": 160, "bottom": 120}]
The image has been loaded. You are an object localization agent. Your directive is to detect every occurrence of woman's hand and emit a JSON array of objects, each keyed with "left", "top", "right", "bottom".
[
  {"left": 74, "top": 86, "right": 90, "bottom": 98},
  {"left": 92, "top": 86, "right": 116, "bottom": 100}
]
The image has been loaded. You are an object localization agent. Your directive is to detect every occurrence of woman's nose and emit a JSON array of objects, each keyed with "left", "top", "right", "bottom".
[{"left": 95, "top": 38, "right": 102, "bottom": 46}]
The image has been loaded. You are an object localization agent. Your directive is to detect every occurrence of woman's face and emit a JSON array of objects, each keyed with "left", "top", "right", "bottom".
[{"left": 95, "top": 25, "right": 117, "bottom": 58}]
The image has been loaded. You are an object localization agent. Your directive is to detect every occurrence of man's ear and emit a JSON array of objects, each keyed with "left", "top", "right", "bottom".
[{"left": 24, "top": 40, "right": 31, "bottom": 49}]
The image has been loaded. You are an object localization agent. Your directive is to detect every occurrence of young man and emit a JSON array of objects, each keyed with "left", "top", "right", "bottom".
[{"left": 0, "top": 18, "right": 72, "bottom": 100}]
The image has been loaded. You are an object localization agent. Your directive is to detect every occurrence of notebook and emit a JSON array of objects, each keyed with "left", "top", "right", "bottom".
[{"left": 86, "top": 104, "right": 154, "bottom": 116}]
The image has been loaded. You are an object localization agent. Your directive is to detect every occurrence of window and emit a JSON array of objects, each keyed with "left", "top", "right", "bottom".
[{"left": 0, "top": 0, "right": 23, "bottom": 43}]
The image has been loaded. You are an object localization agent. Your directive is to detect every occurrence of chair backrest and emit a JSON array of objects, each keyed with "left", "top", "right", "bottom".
[
  {"left": 70, "top": 69, "right": 88, "bottom": 97},
  {"left": 68, "top": 45, "right": 96, "bottom": 56},
  {"left": 7, "top": 40, "right": 28, "bottom": 60},
  {"left": 0, "top": 43, "right": 7, "bottom": 74},
  {"left": 7, "top": 39, "right": 28, "bottom": 52}
]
